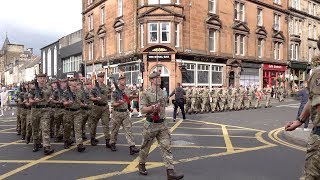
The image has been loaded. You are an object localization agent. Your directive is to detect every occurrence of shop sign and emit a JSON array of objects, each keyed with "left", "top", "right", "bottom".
[
  {"left": 147, "top": 54, "right": 171, "bottom": 61},
  {"left": 263, "top": 64, "right": 286, "bottom": 71}
]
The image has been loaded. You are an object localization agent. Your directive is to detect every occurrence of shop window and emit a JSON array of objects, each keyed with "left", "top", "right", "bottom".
[
  {"left": 212, "top": 65, "right": 223, "bottom": 84},
  {"left": 198, "top": 64, "right": 209, "bottom": 84},
  {"left": 62, "top": 55, "right": 82, "bottom": 73},
  {"left": 182, "top": 63, "right": 195, "bottom": 84}
]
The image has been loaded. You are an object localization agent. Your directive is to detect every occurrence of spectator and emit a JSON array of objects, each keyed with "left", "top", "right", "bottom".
[
  {"left": 0, "top": 87, "right": 9, "bottom": 116},
  {"left": 296, "top": 81, "right": 310, "bottom": 131},
  {"left": 169, "top": 83, "right": 186, "bottom": 121}
]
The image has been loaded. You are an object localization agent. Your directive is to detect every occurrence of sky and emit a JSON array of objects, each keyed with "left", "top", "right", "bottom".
[{"left": 0, "top": 0, "right": 82, "bottom": 55}]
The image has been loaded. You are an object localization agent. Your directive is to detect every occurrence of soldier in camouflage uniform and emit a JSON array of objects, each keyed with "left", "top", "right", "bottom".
[
  {"left": 189, "top": 87, "right": 198, "bottom": 114},
  {"left": 285, "top": 61, "right": 320, "bottom": 179},
  {"left": 25, "top": 81, "right": 34, "bottom": 144},
  {"left": 185, "top": 87, "right": 192, "bottom": 114},
  {"left": 245, "top": 85, "right": 254, "bottom": 109},
  {"left": 17, "top": 84, "right": 26, "bottom": 140},
  {"left": 50, "top": 79, "right": 66, "bottom": 142},
  {"left": 210, "top": 87, "right": 218, "bottom": 113},
  {"left": 229, "top": 86, "right": 236, "bottom": 111},
  {"left": 16, "top": 89, "right": 22, "bottom": 135},
  {"left": 81, "top": 81, "right": 93, "bottom": 140},
  {"left": 218, "top": 87, "right": 226, "bottom": 111},
  {"left": 62, "top": 77, "right": 86, "bottom": 152},
  {"left": 265, "top": 85, "right": 272, "bottom": 108},
  {"left": 201, "top": 86, "right": 210, "bottom": 113},
  {"left": 196, "top": 87, "right": 202, "bottom": 113},
  {"left": 278, "top": 83, "right": 285, "bottom": 102},
  {"left": 138, "top": 72, "right": 183, "bottom": 179},
  {"left": 236, "top": 86, "right": 245, "bottom": 110},
  {"left": 110, "top": 74, "right": 139, "bottom": 154},
  {"left": 28, "top": 73, "right": 54, "bottom": 155},
  {"left": 254, "top": 88, "right": 263, "bottom": 109},
  {"left": 90, "top": 72, "right": 111, "bottom": 148}
]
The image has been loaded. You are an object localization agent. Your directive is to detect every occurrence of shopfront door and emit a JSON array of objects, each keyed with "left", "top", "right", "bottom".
[
  {"left": 161, "top": 77, "right": 169, "bottom": 96},
  {"left": 229, "top": 71, "right": 235, "bottom": 87}
]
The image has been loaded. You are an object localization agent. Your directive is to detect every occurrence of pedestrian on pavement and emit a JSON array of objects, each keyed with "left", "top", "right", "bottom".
[
  {"left": 169, "top": 82, "right": 186, "bottom": 121},
  {"left": 138, "top": 71, "right": 184, "bottom": 179},
  {"left": 0, "top": 87, "right": 9, "bottom": 116},
  {"left": 296, "top": 81, "right": 310, "bottom": 131}
]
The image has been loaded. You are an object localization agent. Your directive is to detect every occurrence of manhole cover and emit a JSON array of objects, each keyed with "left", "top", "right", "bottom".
[{"left": 172, "top": 140, "right": 194, "bottom": 145}]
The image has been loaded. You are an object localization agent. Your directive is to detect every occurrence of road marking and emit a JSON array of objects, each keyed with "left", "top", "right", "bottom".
[
  {"left": 79, "top": 119, "right": 183, "bottom": 180},
  {"left": 276, "top": 103, "right": 300, "bottom": 108},
  {"left": 268, "top": 127, "right": 306, "bottom": 151},
  {"left": 0, "top": 119, "right": 146, "bottom": 179},
  {"left": 222, "top": 125, "right": 234, "bottom": 152},
  {"left": 0, "top": 127, "right": 16, "bottom": 132},
  {"left": 0, "top": 140, "right": 22, "bottom": 148}
]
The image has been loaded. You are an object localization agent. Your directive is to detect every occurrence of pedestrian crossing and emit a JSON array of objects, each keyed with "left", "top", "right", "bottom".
[{"left": 276, "top": 103, "right": 300, "bottom": 108}]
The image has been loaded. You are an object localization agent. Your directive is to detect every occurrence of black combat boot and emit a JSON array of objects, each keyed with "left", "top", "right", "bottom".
[
  {"left": 44, "top": 146, "right": 54, "bottom": 155},
  {"left": 91, "top": 138, "right": 97, "bottom": 146},
  {"left": 32, "top": 144, "right": 39, "bottom": 152},
  {"left": 82, "top": 133, "right": 87, "bottom": 140},
  {"left": 105, "top": 139, "right": 111, "bottom": 148},
  {"left": 64, "top": 140, "right": 70, "bottom": 149},
  {"left": 21, "top": 135, "right": 25, "bottom": 140},
  {"left": 138, "top": 163, "right": 148, "bottom": 175},
  {"left": 77, "top": 144, "right": 86, "bottom": 152},
  {"left": 129, "top": 146, "right": 140, "bottom": 155},
  {"left": 17, "top": 130, "right": 21, "bottom": 135},
  {"left": 26, "top": 136, "right": 30, "bottom": 144},
  {"left": 110, "top": 143, "right": 117, "bottom": 151},
  {"left": 167, "top": 169, "right": 184, "bottom": 180},
  {"left": 54, "top": 135, "right": 63, "bottom": 142},
  {"left": 38, "top": 143, "right": 43, "bottom": 148},
  {"left": 50, "top": 131, "right": 54, "bottom": 138}
]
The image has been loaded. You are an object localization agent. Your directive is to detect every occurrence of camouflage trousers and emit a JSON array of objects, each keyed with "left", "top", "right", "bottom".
[
  {"left": 255, "top": 98, "right": 262, "bottom": 108},
  {"left": 185, "top": 99, "right": 191, "bottom": 114},
  {"left": 266, "top": 94, "right": 271, "bottom": 107},
  {"left": 49, "top": 108, "right": 54, "bottom": 135},
  {"left": 218, "top": 100, "right": 226, "bottom": 111},
  {"left": 80, "top": 108, "right": 91, "bottom": 135},
  {"left": 210, "top": 99, "right": 218, "bottom": 112},
  {"left": 26, "top": 109, "right": 32, "bottom": 139},
  {"left": 31, "top": 108, "right": 51, "bottom": 147},
  {"left": 229, "top": 98, "right": 235, "bottom": 110},
  {"left": 90, "top": 105, "right": 110, "bottom": 140},
  {"left": 278, "top": 93, "right": 284, "bottom": 102},
  {"left": 236, "top": 97, "right": 244, "bottom": 110},
  {"left": 201, "top": 98, "right": 210, "bottom": 113},
  {"left": 54, "top": 108, "right": 65, "bottom": 138},
  {"left": 300, "top": 134, "right": 320, "bottom": 180},
  {"left": 139, "top": 121, "right": 174, "bottom": 169},
  {"left": 16, "top": 107, "right": 22, "bottom": 132},
  {"left": 63, "top": 110, "right": 84, "bottom": 145},
  {"left": 244, "top": 96, "right": 253, "bottom": 109},
  {"left": 20, "top": 108, "right": 28, "bottom": 136},
  {"left": 110, "top": 111, "right": 135, "bottom": 146}
]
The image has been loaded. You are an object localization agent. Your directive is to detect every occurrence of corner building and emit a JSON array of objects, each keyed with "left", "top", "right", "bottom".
[{"left": 82, "top": 0, "right": 289, "bottom": 93}]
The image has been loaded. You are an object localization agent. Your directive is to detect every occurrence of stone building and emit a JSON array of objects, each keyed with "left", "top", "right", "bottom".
[{"left": 82, "top": 0, "right": 293, "bottom": 93}]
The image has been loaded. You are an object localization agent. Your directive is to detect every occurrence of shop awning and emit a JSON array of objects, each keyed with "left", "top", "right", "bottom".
[{"left": 289, "top": 61, "right": 308, "bottom": 69}]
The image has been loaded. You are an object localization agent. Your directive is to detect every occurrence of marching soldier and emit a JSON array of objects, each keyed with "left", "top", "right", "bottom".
[
  {"left": 245, "top": 85, "right": 254, "bottom": 109},
  {"left": 265, "top": 84, "right": 272, "bottom": 108},
  {"left": 254, "top": 88, "right": 263, "bottom": 109},
  {"left": 81, "top": 81, "right": 93, "bottom": 140},
  {"left": 17, "top": 84, "right": 27, "bottom": 140},
  {"left": 138, "top": 71, "right": 184, "bottom": 179},
  {"left": 185, "top": 87, "right": 192, "bottom": 114},
  {"left": 28, "top": 73, "right": 54, "bottom": 155},
  {"left": 201, "top": 86, "right": 210, "bottom": 113},
  {"left": 278, "top": 83, "right": 285, "bottom": 102},
  {"left": 110, "top": 74, "right": 139, "bottom": 154},
  {"left": 25, "top": 81, "right": 34, "bottom": 144},
  {"left": 229, "top": 86, "right": 236, "bottom": 111},
  {"left": 210, "top": 87, "right": 218, "bottom": 113},
  {"left": 90, "top": 72, "right": 111, "bottom": 148},
  {"left": 189, "top": 87, "right": 198, "bottom": 114},
  {"left": 62, "top": 77, "right": 86, "bottom": 152}
]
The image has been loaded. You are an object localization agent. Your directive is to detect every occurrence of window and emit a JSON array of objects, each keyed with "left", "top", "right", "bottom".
[
  {"left": 176, "top": 0, "right": 180, "bottom": 4},
  {"left": 209, "top": 30, "right": 215, "bottom": 52},
  {"left": 42, "top": 51, "right": 46, "bottom": 74},
  {"left": 62, "top": 55, "right": 82, "bottom": 73},
  {"left": 209, "top": 0, "right": 216, "bottom": 14},
  {"left": 182, "top": 63, "right": 195, "bottom": 84},
  {"left": 314, "top": 3, "right": 317, "bottom": 16},
  {"left": 88, "top": 14, "right": 94, "bottom": 31},
  {"left": 309, "top": 24, "right": 312, "bottom": 38},
  {"left": 274, "top": 42, "right": 282, "bottom": 60},
  {"left": 118, "top": 0, "right": 123, "bottom": 17},
  {"left": 309, "top": 1, "right": 312, "bottom": 14},
  {"left": 141, "top": 24, "right": 144, "bottom": 48},
  {"left": 53, "top": 46, "right": 57, "bottom": 76},
  {"left": 314, "top": 25, "right": 317, "bottom": 39},
  {"left": 88, "top": 0, "right": 93, "bottom": 5},
  {"left": 274, "top": 14, "right": 281, "bottom": 31},
  {"left": 101, "top": 37, "right": 105, "bottom": 58},
  {"left": 148, "top": 0, "right": 170, "bottom": 4},
  {"left": 273, "top": 0, "right": 281, "bottom": 4},
  {"left": 257, "top": 8, "right": 263, "bottom": 26},
  {"left": 290, "top": 43, "right": 299, "bottom": 60},
  {"left": 212, "top": 65, "right": 223, "bottom": 84},
  {"left": 234, "top": 34, "right": 245, "bottom": 55},
  {"left": 292, "top": 0, "right": 300, "bottom": 9},
  {"left": 309, "top": 47, "right": 313, "bottom": 62},
  {"left": 198, "top": 64, "right": 209, "bottom": 84},
  {"left": 234, "top": 1, "right": 245, "bottom": 21},
  {"left": 140, "top": 0, "right": 144, "bottom": 6},
  {"left": 258, "top": 38, "right": 263, "bottom": 58},
  {"left": 100, "top": 7, "right": 105, "bottom": 24},
  {"left": 148, "top": 22, "right": 170, "bottom": 43},
  {"left": 289, "top": 19, "right": 293, "bottom": 35},
  {"left": 47, "top": 49, "right": 52, "bottom": 77},
  {"left": 175, "top": 23, "right": 179, "bottom": 47},
  {"left": 118, "top": 32, "right": 123, "bottom": 53},
  {"left": 88, "top": 42, "right": 94, "bottom": 61},
  {"left": 294, "top": 19, "right": 299, "bottom": 35}
]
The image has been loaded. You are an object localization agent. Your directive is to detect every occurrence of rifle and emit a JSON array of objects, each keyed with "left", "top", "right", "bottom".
[
  {"left": 110, "top": 76, "right": 131, "bottom": 111},
  {"left": 57, "top": 81, "right": 63, "bottom": 101},
  {"left": 95, "top": 78, "right": 102, "bottom": 97},
  {"left": 34, "top": 78, "right": 41, "bottom": 98},
  {"left": 66, "top": 82, "right": 74, "bottom": 101},
  {"left": 80, "top": 81, "right": 88, "bottom": 105}
]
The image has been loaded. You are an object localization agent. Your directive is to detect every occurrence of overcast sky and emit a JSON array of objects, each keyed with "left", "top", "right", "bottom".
[{"left": 0, "top": 0, "right": 82, "bottom": 55}]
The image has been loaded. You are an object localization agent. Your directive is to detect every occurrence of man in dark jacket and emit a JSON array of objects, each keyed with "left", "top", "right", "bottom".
[
  {"left": 169, "top": 83, "right": 186, "bottom": 121},
  {"left": 296, "top": 81, "right": 310, "bottom": 131}
]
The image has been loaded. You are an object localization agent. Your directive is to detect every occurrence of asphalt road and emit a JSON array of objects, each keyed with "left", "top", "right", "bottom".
[{"left": 0, "top": 99, "right": 307, "bottom": 180}]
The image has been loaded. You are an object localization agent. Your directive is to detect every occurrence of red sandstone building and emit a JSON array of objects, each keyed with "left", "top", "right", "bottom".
[{"left": 82, "top": 0, "right": 291, "bottom": 93}]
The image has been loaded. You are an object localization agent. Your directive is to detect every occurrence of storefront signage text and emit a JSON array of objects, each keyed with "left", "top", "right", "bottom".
[
  {"left": 263, "top": 64, "right": 286, "bottom": 71},
  {"left": 151, "top": 47, "right": 169, "bottom": 52},
  {"left": 147, "top": 54, "right": 171, "bottom": 61}
]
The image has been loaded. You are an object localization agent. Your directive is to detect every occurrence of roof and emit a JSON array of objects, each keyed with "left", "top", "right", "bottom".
[
  {"left": 1, "top": 34, "right": 10, "bottom": 51},
  {"left": 19, "top": 56, "right": 40, "bottom": 70}
]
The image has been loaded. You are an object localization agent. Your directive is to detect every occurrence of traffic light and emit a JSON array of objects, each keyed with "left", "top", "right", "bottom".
[{"left": 140, "top": 62, "right": 145, "bottom": 72}]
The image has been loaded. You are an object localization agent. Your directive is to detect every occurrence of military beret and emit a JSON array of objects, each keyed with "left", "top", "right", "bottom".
[
  {"left": 51, "top": 79, "right": 59, "bottom": 84},
  {"left": 29, "top": 80, "right": 36, "bottom": 84},
  {"left": 118, "top": 74, "right": 126, "bottom": 80},
  {"left": 97, "top": 72, "right": 105, "bottom": 78},
  {"left": 149, "top": 71, "right": 160, "bottom": 79},
  {"left": 68, "top": 77, "right": 78, "bottom": 81},
  {"left": 84, "top": 81, "right": 91, "bottom": 85},
  {"left": 60, "top": 79, "right": 68, "bottom": 83},
  {"left": 36, "top": 73, "right": 47, "bottom": 78}
]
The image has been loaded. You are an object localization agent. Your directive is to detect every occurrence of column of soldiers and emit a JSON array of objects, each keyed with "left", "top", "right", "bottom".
[
  {"left": 14, "top": 73, "right": 140, "bottom": 156},
  {"left": 184, "top": 84, "right": 277, "bottom": 114}
]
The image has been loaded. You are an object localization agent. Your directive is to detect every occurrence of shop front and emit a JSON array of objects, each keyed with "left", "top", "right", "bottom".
[
  {"left": 288, "top": 61, "right": 309, "bottom": 88},
  {"left": 263, "top": 64, "right": 286, "bottom": 87},
  {"left": 240, "top": 62, "right": 261, "bottom": 87}
]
